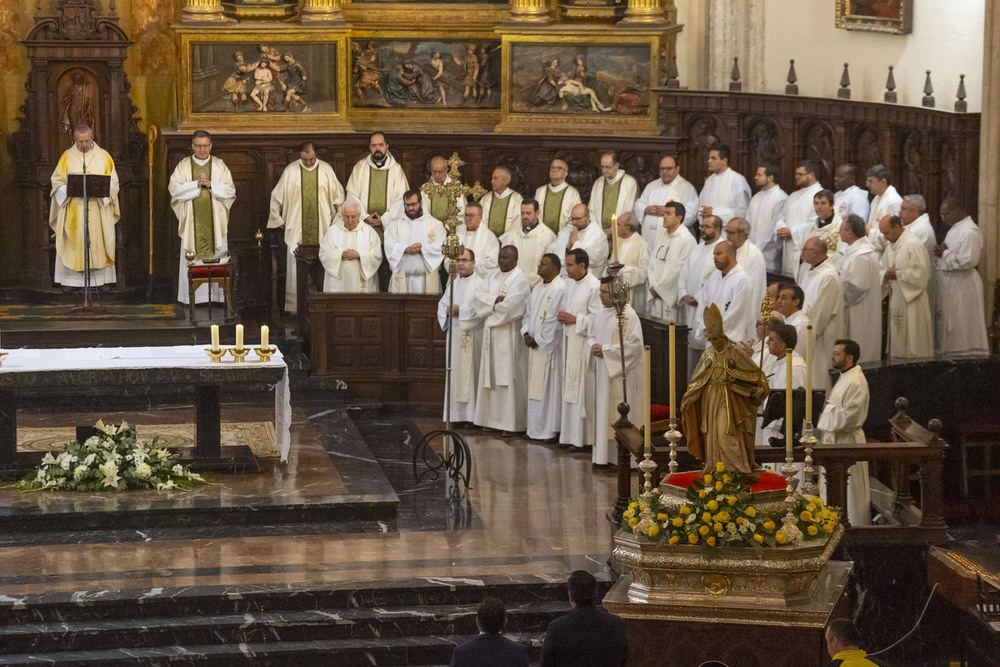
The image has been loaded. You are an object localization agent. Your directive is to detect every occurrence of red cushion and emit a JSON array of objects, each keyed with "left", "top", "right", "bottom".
[
  {"left": 664, "top": 470, "right": 788, "bottom": 494},
  {"left": 651, "top": 404, "right": 671, "bottom": 421},
  {"left": 189, "top": 265, "right": 232, "bottom": 278}
]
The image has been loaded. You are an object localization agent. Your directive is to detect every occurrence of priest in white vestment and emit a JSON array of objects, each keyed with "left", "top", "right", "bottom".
[
  {"left": 613, "top": 213, "right": 651, "bottom": 312},
  {"left": 647, "top": 203, "right": 696, "bottom": 323},
  {"left": 694, "top": 241, "right": 756, "bottom": 349},
  {"left": 534, "top": 159, "right": 582, "bottom": 234},
  {"left": 801, "top": 237, "right": 844, "bottom": 391},
  {"left": 679, "top": 217, "right": 723, "bottom": 372},
  {"left": 698, "top": 145, "right": 750, "bottom": 224},
  {"left": 318, "top": 201, "right": 382, "bottom": 293},
  {"left": 758, "top": 324, "right": 808, "bottom": 449},
  {"left": 747, "top": 162, "right": 788, "bottom": 272},
  {"left": 473, "top": 246, "right": 532, "bottom": 434},
  {"left": 589, "top": 151, "right": 638, "bottom": 235},
  {"left": 839, "top": 215, "right": 882, "bottom": 366},
  {"left": 345, "top": 132, "right": 409, "bottom": 234},
  {"left": 49, "top": 125, "right": 120, "bottom": 288},
  {"left": 635, "top": 155, "right": 699, "bottom": 243},
  {"left": 775, "top": 283, "right": 812, "bottom": 353},
  {"left": 456, "top": 203, "right": 500, "bottom": 279},
  {"left": 934, "top": 199, "right": 990, "bottom": 356},
  {"left": 169, "top": 131, "right": 236, "bottom": 304},
  {"left": 865, "top": 164, "right": 903, "bottom": 251},
  {"left": 500, "top": 199, "right": 557, "bottom": 289},
  {"left": 558, "top": 249, "right": 603, "bottom": 451},
  {"left": 383, "top": 190, "right": 446, "bottom": 294},
  {"left": 437, "top": 249, "right": 483, "bottom": 424},
  {"left": 817, "top": 340, "right": 871, "bottom": 526},
  {"left": 479, "top": 167, "right": 523, "bottom": 237},
  {"left": 421, "top": 156, "right": 467, "bottom": 224},
  {"left": 267, "top": 142, "right": 345, "bottom": 312},
  {"left": 792, "top": 190, "right": 844, "bottom": 285},
  {"left": 590, "top": 279, "right": 645, "bottom": 467},
  {"left": 549, "top": 203, "right": 609, "bottom": 279},
  {"left": 522, "top": 254, "right": 568, "bottom": 441},
  {"left": 880, "top": 215, "right": 933, "bottom": 360},
  {"left": 833, "top": 164, "right": 871, "bottom": 222},
  {"left": 724, "top": 217, "right": 767, "bottom": 309},
  {"left": 775, "top": 161, "right": 823, "bottom": 277},
  {"left": 899, "top": 195, "right": 939, "bottom": 348}
]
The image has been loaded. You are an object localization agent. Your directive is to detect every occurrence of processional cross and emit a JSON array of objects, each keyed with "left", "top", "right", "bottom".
[{"left": 420, "top": 153, "right": 487, "bottom": 273}]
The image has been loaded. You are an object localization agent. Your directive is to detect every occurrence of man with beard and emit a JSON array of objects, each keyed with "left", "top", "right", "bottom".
[
  {"left": 746, "top": 161, "right": 788, "bottom": 272},
  {"left": 500, "top": 198, "right": 556, "bottom": 289},
  {"left": 437, "top": 248, "right": 484, "bottom": 426},
  {"left": 635, "top": 155, "right": 699, "bottom": 243},
  {"left": 697, "top": 145, "right": 750, "bottom": 225},
  {"left": 678, "top": 215, "right": 723, "bottom": 374},
  {"left": 549, "top": 203, "right": 608, "bottom": 279},
  {"left": 383, "top": 189, "right": 446, "bottom": 293},
  {"left": 557, "top": 249, "right": 602, "bottom": 453}
]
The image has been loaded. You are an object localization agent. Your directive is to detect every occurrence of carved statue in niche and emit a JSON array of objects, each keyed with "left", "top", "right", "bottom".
[
  {"left": 748, "top": 119, "right": 782, "bottom": 168},
  {"left": 622, "top": 153, "right": 656, "bottom": 188},
  {"left": 484, "top": 153, "right": 529, "bottom": 196},
  {"left": 562, "top": 154, "right": 596, "bottom": 204},
  {"left": 688, "top": 116, "right": 721, "bottom": 174},
  {"left": 940, "top": 139, "right": 960, "bottom": 202},
  {"left": 804, "top": 122, "right": 834, "bottom": 186},
  {"left": 58, "top": 70, "right": 97, "bottom": 143},
  {"left": 854, "top": 126, "right": 882, "bottom": 176},
  {"left": 900, "top": 132, "right": 922, "bottom": 196}
]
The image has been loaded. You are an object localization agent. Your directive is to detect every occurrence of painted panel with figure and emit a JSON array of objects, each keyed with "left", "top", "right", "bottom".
[
  {"left": 350, "top": 39, "right": 501, "bottom": 109},
  {"left": 191, "top": 42, "right": 337, "bottom": 114},
  {"left": 510, "top": 43, "right": 651, "bottom": 116}
]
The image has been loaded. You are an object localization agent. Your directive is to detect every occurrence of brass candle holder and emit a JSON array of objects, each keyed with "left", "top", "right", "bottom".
[
  {"left": 229, "top": 347, "right": 249, "bottom": 363},
  {"left": 254, "top": 346, "right": 276, "bottom": 363},
  {"left": 205, "top": 348, "right": 226, "bottom": 363}
]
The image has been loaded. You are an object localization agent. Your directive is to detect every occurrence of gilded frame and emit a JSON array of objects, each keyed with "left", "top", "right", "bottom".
[
  {"left": 497, "top": 31, "right": 661, "bottom": 136},
  {"left": 174, "top": 27, "right": 352, "bottom": 132},
  {"left": 835, "top": 0, "right": 913, "bottom": 34}
]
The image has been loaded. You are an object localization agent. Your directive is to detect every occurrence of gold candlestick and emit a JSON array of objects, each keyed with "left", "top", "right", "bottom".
[
  {"left": 229, "top": 347, "right": 249, "bottom": 363},
  {"left": 205, "top": 348, "right": 225, "bottom": 363},
  {"left": 0, "top": 351, "right": 8, "bottom": 368},
  {"left": 254, "top": 346, "right": 276, "bottom": 363}
]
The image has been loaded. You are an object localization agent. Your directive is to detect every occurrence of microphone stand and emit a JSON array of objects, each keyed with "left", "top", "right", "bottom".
[{"left": 71, "top": 148, "right": 104, "bottom": 313}]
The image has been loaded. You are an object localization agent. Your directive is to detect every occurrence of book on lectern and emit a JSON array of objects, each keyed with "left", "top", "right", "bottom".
[{"left": 66, "top": 173, "right": 111, "bottom": 199}]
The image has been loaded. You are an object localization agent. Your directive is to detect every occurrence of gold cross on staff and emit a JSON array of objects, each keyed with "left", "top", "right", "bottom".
[{"left": 420, "top": 152, "right": 487, "bottom": 266}]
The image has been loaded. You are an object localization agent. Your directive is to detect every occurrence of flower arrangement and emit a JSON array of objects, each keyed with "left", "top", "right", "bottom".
[
  {"left": 622, "top": 462, "right": 838, "bottom": 554},
  {"left": 15, "top": 420, "right": 208, "bottom": 492}
]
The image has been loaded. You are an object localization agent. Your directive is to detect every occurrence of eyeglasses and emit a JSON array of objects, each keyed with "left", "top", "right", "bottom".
[{"left": 570, "top": 215, "right": 587, "bottom": 222}]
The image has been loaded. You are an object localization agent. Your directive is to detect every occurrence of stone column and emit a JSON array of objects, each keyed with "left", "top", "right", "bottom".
[
  {"left": 301, "top": 0, "right": 346, "bottom": 24},
  {"left": 621, "top": 0, "right": 667, "bottom": 25},
  {"left": 507, "top": 0, "right": 552, "bottom": 24},
  {"left": 979, "top": 0, "right": 999, "bottom": 321},
  {"left": 705, "top": 0, "right": 763, "bottom": 92},
  {"left": 181, "top": 0, "right": 226, "bottom": 23}
]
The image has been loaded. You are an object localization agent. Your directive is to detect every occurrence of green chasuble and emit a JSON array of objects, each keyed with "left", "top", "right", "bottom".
[
  {"left": 368, "top": 168, "right": 389, "bottom": 216},
  {"left": 430, "top": 193, "right": 449, "bottom": 222},
  {"left": 487, "top": 194, "right": 511, "bottom": 236},
  {"left": 601, "top": 178, "right": 622, "bottom": 230},
  {"left": 190, "top": 157, "right": 216, "bottom": 259},
  {"left": 542, "top": 188, "right": 566, "bottom": 234},
  {"left": 300, "top": 165, "right": 320, "bottom": 245}
]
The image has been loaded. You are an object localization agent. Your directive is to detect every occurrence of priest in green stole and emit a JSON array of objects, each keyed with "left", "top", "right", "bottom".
[
  {"left": 420, "top": 155, "right": 466, "bottom": 224},
  {"left": 344, "top": 131, "right": 409, "bottom": 239},
  {"left": 168, "top": 130, "right": 236, "bottom": 304},
  {"left": 479, "top": 166, "right": 523, "bottom": 237},
  {"left": 267, "top": 142, "right": 345, "bottom": 313},
  {"left": 533, "top": 159, "right": 581, "bottom": 234},
  {"left": 587, "top": 151, "right": 638, "bottom": 237}
]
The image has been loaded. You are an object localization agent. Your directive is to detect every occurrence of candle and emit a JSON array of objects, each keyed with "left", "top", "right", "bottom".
[
  {"left": 210, "top": 325, "right": 220, "bottom": 352},
  {"left": 805, "top": 325, "right": 814, "bottom": 423},
  {"left": 261, "top": 325, "right": 269, "bottom": 350},
  {"left": 668, "top": 323, "right": 676, "bottom": 414},
  {"left": 611, "top": 214, "right": 619, "bottom": 263},
  {"left": 644, "top": 346, "right": 652, "bottom": 449},
  {"left": 235, "top": 324, "right": 244, "bottom": 351},
  {"left": 786, "top": 350, "right": 794, "bottom": 455}
]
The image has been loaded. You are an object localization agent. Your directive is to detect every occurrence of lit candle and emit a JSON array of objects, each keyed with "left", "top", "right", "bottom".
[
  {"left": 644, "top": 346, "right": 652, "bottom": 449},
  {"left": 235, "top": 324, "right": 244, "bottom": 351},
  {"left": 261, "top": 325, "right": 269, "bottom": 350},
  {"left": 805, "top": 325, "right": 814, "bottom": 423},
  {"left": 611, "top": 214, "right": 619, "bottom": 263},
  {"left": 210, "top": 325, "right": 220, "bottom": 352},
  {"left": 668, "top": 323, "right": 676, "bottom": 414},
  {"left": 786, "top": 350, "right": 794, "bottom": 456}
]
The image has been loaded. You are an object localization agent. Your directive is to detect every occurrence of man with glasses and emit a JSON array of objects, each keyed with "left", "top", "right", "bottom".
[
  {"left": 588, "top": 151, "right": 638, "bottom": 237},
  {"left": 437, "top": 248, "right": 484, "bottom": 427},
  {"left": 775, "top": 159, "right": 823, "bottom": 277},
  {"left": 635, "top": 155, "right": 699, "bottom": 244},
  {"left": 534, "top": 158, "right": 581, "bottom": 234},
  {"left": 456, "top": 203, "right": 499, "bottom": 278},
  {"left": 500, "top": 198, "right": 555, "bottom": 289}
]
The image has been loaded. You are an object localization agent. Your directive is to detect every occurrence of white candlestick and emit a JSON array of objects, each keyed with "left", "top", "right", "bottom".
[
  {"left": 261, "top": 325, "right": 269, "bottom": 349},
  {"left": 786, "top": 351, "right": 794, "bottom": 456},
  {"left": 235, "top": 324, "right": 244, "bottom": 351},
  {"left": 211, "top": 325, "right": 220, "bottom": 352},
  {"left": 805, "top": 325, "right": 813, "bottom": 423},
  {"left": 644, "top": 346, "right": 652, "bottom": 449},
  {"left": 611, "top": 215, "right": 619, "bottom": 263},
  {"left": 668, "top": 323, "right": 676, "bottom": 414}
]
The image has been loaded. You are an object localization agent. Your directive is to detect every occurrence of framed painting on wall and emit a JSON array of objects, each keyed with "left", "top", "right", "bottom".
[{"left": 835, "top": 0, "right": 913, "bottom": 34}]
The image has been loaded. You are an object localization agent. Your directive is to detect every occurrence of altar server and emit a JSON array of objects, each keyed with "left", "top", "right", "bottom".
[
  {"left": 838, "top": 215, "right": 882, "bottom": 366},
  {"left": 646, "top": 202, "right": 696, "bottom": 322},
  {"left": 558, "top": 249, "right": 603, "bottom": 452},
  {"left": 549, "top": 203, "right": 608, "bottom": 279},
  {"left": 614, "top": 212, "right": 651, "bottom": 311},
  {"left": 473, "top": 246, "right": 532, "bottom": 435},
  {"left": 589, "top": 151, "right": 638, "bottom": 235},
  {"left": 775, "top": 160, "right": 823, "bottom": 277},
  {"left": 501, "top": 199, "right": 556, "bottom": 289},
  {"left": 456, "top": 203, "right": 500, "bottom": 279},
  {"left": 747, "top": 162, "right": 788, "bottom": 272},
  {"left": 479, "top": 167, "right": 522, "bottom": 236},
  {"left": 934, "top": 199, "right": 989, "bottom": 356},
  {"left": 634, "top": 155, "right": 699, "bottom": 243},
  {"left": 437, "top": 248, "right": 483, "bottom": 424},
  {"left": 383, "top": 190, "right": 446, "bottom": 294},
  {"left": 801, "top": 236, "right": 843, "bottom": 391},
  {"left": 318, "top": 201, "right": 382, "bottom": 293},
  {"left": 534, "top": 159, "right": 582, "bottom": 234},
  {"left": 268, "top": 142, "right": 345, "bottom": 312},
  {"left": 697, "top": 145, "right": 750, "bottom": 224},
  {"left": 522, "top": 254, "right": 568, "bottom": 441},
  {"left": 880, "top": 215, "right": 933, "bottom": 360}
]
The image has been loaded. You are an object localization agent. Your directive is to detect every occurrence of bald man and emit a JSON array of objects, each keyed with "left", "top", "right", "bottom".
[
  {"left": 480, "top": 167, "right": 523, "bottom": 236},
  {"left": 549, "top": 203, "right": 609, "bottom": 279},
  {"left": 694, "top": 240, "right": 756, "bottom": 349},
  {"left": 534, "top": 158, "right": 582, "bottom": 234},
  {"left": 801, "top": 236, "right": 843, "bottom": 391},
  {"left": 634, "top": 155, "right": 699, "bottom": 243},
  {"left": 421, "top": 155, "right": 466, "bottom": 224}
]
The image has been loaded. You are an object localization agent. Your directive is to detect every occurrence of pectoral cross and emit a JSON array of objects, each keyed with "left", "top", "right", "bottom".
[{"left": 420, "top": 153, "right": 488, "bottom": 270}]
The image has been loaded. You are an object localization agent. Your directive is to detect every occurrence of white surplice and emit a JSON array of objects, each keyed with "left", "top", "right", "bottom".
[
  {"left": 635, "top": 175, "right": 700, "bottom": 243},
  {"left": 456, "top": 224, "right": 500, "bottom": 279},
  {"left": 588, "top": 171, "right": 639, "bottom": 227},
  {"left": 549, "top": 222, "right": 609, "bottom": 279},
  {"left": 698, "top": 168, "right": 751, "bottom": 223},
  {"left": 817, "top": 364, "right": 871, "bottom": 526},
  {"left": 802, "top": 258, "right": 843, "bottom": 391},
  {"left": 735, "top": 241, "right": 767, "bottom": 311},
  {"left": 268, "top": 159, "right": 346, "bottom": 312},
  {"left": 616, "top": 233, "right": 651, "bottom": 313},
  {"left": 747, "top": 185, "right": 788, "bottom": 272},
  {"left": 759, "top": 351, "right": 807, "bottom": 449},
  {"left": 438, "top": 273, "right": 484, "bottom": 423},
  {"left": 935, "top": 217, "right": 989, "bottom": 356},
  {"left": 473, "top": 267, "right": 531, "bottom": 431},
  {"left": 866, "top": 185, "right": 903, "bottom": 252},
  {"left": 559, "top": 273, "right": 602, "bottom": 448},
  {"left": 318, "top": 222, "right": 382, "bottom": 293},
  {"left": 777, "top": 182, "right": 822, "bottom": 277},
  {"left": 884, "top": 228, "right": 933, "bottom": 360},
  {"left": 840, "top": 237, "right": 882, "bottom": 366},
  {"left": 500, "top": 223, "right": 557, "bottom": 290},
  {"left": 834, "top": 185, "right": 870, "bottom": 222},
  {"left": 678, "top": 238, "right": 721, "bottom": 329},
  {"left": 784, "top": 310, "right": 812, "bottom": 355},
  {"left": 590, "top": 304, "right": 645, "bottom": 466},
  {"left": 792, "top": 214, "right": 845, "bottom": 286},
  {"left": 521, "top": 276, "right": 568, "bottom": 439},
  {"left": 646, "top": 225, "right": 697, "bottom": 323},
  {"left": 535, "top": 182, "right": 582, "bottom": 233},
  {"left": 696, "top": 264, "right": 756, "bottom": 347},
  {"left": 383, "top": 213, "right": 446, "bottom": 294}
]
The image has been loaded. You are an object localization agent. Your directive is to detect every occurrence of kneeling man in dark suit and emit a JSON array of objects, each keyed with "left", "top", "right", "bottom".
[
  {"left": 450, "top": 596, "right": 529, "bottom": 667},
  {"left": 540, "top": 570, "right": 629, "bottom": 667}
]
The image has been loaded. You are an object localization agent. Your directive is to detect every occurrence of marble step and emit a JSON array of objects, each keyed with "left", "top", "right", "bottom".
[
  {"left": 0, "top": 631, "right": 546, "bottom": 666},
  {"left": 0, "top": 601, "right": 568, "bottom": 654}
]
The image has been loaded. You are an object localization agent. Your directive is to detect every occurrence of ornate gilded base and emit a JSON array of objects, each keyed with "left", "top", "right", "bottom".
[
  {"left": 221, "top": 2, "right": 298, "bottom": 21},
  {"left": 558, "top": 2, "right": 625, "bottom": 22}
]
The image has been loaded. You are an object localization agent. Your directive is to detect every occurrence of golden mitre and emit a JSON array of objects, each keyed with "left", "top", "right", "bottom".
[{"left": 704, "top": 302, "right": 725, "bottom": 339}]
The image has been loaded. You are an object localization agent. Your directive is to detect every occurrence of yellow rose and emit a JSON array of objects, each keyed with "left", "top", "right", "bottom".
[
  {"left": 807, "top": 525, "right": 818, "bottom": 536},
  {"left": 723, "top": 474, "right": 731, "bottom": 484},
  {"left": 628, "top": 517, "right": 639, "bottom": 527},
  {"left": 713, "top": 522, "right": 723, "bottom": 533},
  {"left": 628, "top": 502, "right": 637, "bottom": 511},
  {"left": 716, "top": 511, "right": 731, "bottom": 523},
  {"left": 672, "top": 517, "right": 684, "bottom": 527},
  {"left": 702, "top": 512, "right": 712, "bottom": 523},
  {"left": 648, "top": 525, "right": 660, "bottom": 537},
  {"left": 707, "top": 536, "right": 716, "bottom": 547},
  {"left": 824, "top": 522, "right": 835, "bottom": 533},
  {"left": 716, "top": 461, "right": 725, "bottom": 473},
  {"left": 679, "top": 505, "right": 691, "bottom": 515},
  {"left": 715, "top": 481, "right": 723, "bottom": 491},
  {"left": 704, "top": 474, "right": 713, "bottom": 484},
  {"left": 753, "top": 533, "right": 764, "bottom": 543},
  {"left": 652, "top": 488, "right": 659, "bottom": 494},
  {"left": 688, "top": 533, "right": 699, "bottom": 544},
  {"left": 698, "top": 525, "right": 710, "bottom": 536},
  {"left": 668, "top": 535, "right": 680, "bottom": 545},
  {"left": 745, "top": 506, "right": 757, "bottom": 518},
  {"left": 639, "top": 503, "right": 647, "bottom": 511},
  {"left": 622, "top": 511, "right": 630, "bottom": 519},
  {"left": 727, "top": 495, "right": 737, "bottom": 506},
  {"left": 735, "top": 516, "right": 744, "bottom": 525},
  {"left": 763, "top": 520, "right": 775, "bottom": 531},
  {"left": 698, "top": 490, "right": 706, "bottom": 499},
  {"left": 807, "top": 503, "right": 816, "bottom": 513},
  {"left": 706, "top": 500, "right": 719, "bottom": 511},
  {"left": 657, "top": 513, "right": 669, "bottom": 521},
  {"left": 800, "top": 510, "right": 813, "bottom": 522},
  {"left": 775, "top": 532, "right": 787, "bottom": 544}
]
